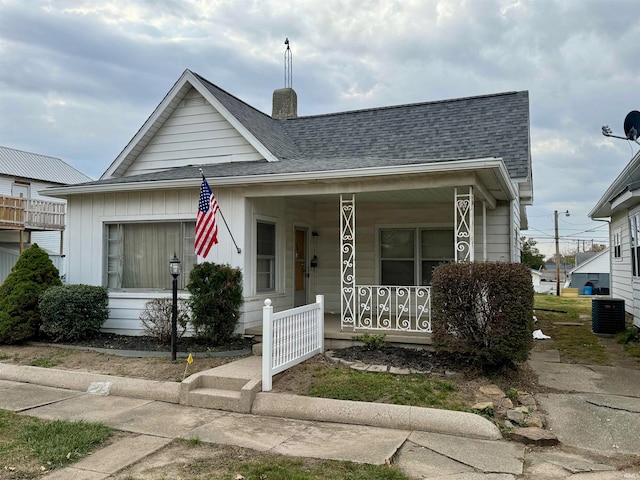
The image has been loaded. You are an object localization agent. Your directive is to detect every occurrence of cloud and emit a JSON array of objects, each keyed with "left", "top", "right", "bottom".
[{"left": 1, "top": 0, "right": 639, "bottom": 245}]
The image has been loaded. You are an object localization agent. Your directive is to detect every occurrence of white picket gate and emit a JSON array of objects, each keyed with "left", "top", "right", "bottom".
[{"left": 261, "top": 295, "right": 324, "bottom": 391}]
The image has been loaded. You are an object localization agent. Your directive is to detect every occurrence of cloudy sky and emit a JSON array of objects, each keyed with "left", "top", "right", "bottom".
[{"left": 1, "top": 0, "right": 638, "bottom": 258}]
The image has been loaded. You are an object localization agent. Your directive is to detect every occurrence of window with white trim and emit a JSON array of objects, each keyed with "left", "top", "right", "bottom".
[
  {"left": 106, "top": 221, "right": 196, "bottom": 290},
  {"left": 613, "top": 228, "right": 622, "bottom": 260},
  {"left": 256, "top": 221, "right": 276, "bottom": 292},
  {"left": 630, "top": 213, "right": 640, "bottom": 277},
  {"left": 380, "top": 228, "right": 454, "bottom": 286}
]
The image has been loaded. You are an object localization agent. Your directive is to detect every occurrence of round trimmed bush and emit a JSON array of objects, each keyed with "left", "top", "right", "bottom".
[{"left": 39, "top": 285, "right": 109, "bottom": 342}]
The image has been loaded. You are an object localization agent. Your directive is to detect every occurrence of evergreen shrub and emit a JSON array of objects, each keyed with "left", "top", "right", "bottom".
[
  {"left": 39, "top": 285, "right": 109, "bottom": 342},
  {"left": 431, "top": 262, "right": 534, "bottom": 369},
  {"left": 0, "top": 244, "right": 62, "bottom": 343},
  {"left": 186, "top": 262, "right": 243, "bottom": 345}
]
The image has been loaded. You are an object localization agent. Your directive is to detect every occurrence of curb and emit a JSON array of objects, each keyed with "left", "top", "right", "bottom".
[
  {"left": 0, "top": 363, "right": 181, "bottom": 403},
  {"left": 251, "top": 392, "right": 502, "bottom": 440},
  {"left": 0, "top": 362, "right": 502, "bottom": 441}
]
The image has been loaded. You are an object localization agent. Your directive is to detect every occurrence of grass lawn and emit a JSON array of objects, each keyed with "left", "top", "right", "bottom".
[
  {"left": 0, "top": 410, "right": 112, "bottom": 478},
  {"left": 533, "top": 295, "right": 609, "bottom": 364},
  {"left": 0, "top": 412, "right": 412, "bottom": 480}
]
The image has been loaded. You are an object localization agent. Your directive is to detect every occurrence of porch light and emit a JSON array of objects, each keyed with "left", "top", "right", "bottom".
[
  {"left": 169, "top": 252, "right": 181, "bottom": 362},
  {"left": 169, "top": 253, "right": 182, "bottom": 277}
]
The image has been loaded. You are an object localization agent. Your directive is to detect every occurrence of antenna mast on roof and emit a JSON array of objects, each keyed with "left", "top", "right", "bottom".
[{"left": 284, "top": 38, "right": 292, "bottom": 88}]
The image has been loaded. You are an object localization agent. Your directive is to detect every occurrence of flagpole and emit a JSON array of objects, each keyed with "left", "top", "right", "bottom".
[{"left": 199, "top": 169, "right": 242, "bottom": 254}]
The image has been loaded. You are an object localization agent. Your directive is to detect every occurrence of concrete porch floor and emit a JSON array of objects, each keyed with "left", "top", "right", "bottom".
[{"left": 245, "top": 314, "right": 433, "bottom": 350}]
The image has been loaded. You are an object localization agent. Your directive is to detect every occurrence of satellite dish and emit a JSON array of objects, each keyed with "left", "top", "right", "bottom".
[{"left": 624, "top": 110, "right": 640, "bottom": 141}]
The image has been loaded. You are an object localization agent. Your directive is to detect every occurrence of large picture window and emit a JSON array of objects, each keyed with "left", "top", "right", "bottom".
[
  {"left": 380, "top": 228, "right": 454, "bottom": 286},
  {"left": 106, "top": 221, "right": 196, "bottom": 290},
  {"left": 256, "top": 221, "right": 276, "bottom": 292}
]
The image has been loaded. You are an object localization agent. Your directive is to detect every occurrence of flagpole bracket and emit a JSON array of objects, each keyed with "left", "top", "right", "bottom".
[{"left": 236, "top": 247, "right": 242, "bottom": 254}]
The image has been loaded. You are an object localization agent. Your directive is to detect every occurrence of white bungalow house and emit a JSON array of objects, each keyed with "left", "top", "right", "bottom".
[
  {"left": 590, "top": 149, "right": 640, "bottom": 328},
  {"left": 0, "top": 146, "right": 92, "bottom": 282},
  {"left": 43, "top": 69, "right": 533, "bottom": 337}
]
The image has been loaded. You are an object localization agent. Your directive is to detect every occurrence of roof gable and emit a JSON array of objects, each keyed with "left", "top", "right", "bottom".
[
  {"left": 99, "top": 70, "right": 531, "bottom": 189},
  {"left": 123, "top": 87, "right": 264, "bottom": 176},
  {"left": 101, "top": 70, "right": 282, "bottom": 180},
  {"left": 0, "top": 146, "right": 92, "bottom": 184}
]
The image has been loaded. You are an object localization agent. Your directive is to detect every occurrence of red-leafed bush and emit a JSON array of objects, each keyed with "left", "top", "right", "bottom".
[{"left": 431, "top": 262, "right": 534, "bottom": 370}]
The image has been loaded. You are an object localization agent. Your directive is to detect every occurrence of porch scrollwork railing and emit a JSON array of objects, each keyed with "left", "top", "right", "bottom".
[{"left": 355, "top": 285, "right": 431, "bottom": 332}]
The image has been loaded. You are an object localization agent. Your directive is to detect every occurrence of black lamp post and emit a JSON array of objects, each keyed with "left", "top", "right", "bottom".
[{"left": 169, "top": 252, "right": 181, "bottom": 362}]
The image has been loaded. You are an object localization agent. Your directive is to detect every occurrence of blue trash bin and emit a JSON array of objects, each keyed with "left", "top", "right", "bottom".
[{"left": 584, "top": 286, "right": 593, "bottom": 295}]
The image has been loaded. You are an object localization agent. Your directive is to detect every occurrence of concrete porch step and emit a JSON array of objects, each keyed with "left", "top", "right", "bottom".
[
  {"left": 180, "top": 357, "right": 263, "bottom": 414},
  {"left": 184, "top": 387, "right": 242, "bottom": 411}
]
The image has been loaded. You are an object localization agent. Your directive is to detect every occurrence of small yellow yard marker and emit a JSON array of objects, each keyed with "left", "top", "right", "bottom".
[{"left": 183, "top": 353, "right": 194, "bottom": 380}]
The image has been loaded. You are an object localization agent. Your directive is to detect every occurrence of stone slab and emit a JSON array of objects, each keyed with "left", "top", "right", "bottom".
[
  {"left": 537, "top": 393, "right": 640, "bottom": 455},
  {"left": 408, "top": 431, "right": 524, "bottom": 475},
  {"left": 395, "top": 439, "right": 475, "bottom": 478},
  {"left": 71, "top": 435, "right": 171, "bottom": 474},
  {"left": 26, "top": 394, "right": 152, "bottom": 423},
  {"left": 530, "top": 361, "right": 640, "bottom": 397},
  {"left": 41, "top": 467, "right": 110, "bottom": 479},
  {"left": 272, "top": 420, "right": 408, "bottom": 465},
  {"left": 0, "top": 381, "right": 81, "bottom": 411},
  {"left": 184, "top": 412, "right": 408, "bottom": 465},
  {"left": 106, "top": 401, "right": 227, "bottom": 437}
]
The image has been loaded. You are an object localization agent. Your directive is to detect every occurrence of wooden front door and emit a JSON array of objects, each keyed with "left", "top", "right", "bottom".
[{"left": 294, "top": 227, "right": 308, "bottom": 307}]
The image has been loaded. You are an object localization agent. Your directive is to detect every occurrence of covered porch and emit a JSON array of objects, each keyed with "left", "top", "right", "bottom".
[{"left": 243, "top": 158, "right": 521, "bottom": 341}]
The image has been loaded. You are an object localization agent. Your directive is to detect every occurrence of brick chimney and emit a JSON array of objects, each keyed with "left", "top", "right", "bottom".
[{"left": 272, "top": 87, "right": 297, "bottom": 119}]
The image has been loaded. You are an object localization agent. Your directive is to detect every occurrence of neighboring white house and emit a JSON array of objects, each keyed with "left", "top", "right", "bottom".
[
  {"left": 566, "top": 248, "right": 610, "bottom": 295},
  {"left": 44, "top": 69, "right": 533, "bottom": 336},
  {"left": 0, "top": 146, "right": 92, "bottom": 282},
  {"left": 590, "top": 149, "right": 640, "bottom": 328}
]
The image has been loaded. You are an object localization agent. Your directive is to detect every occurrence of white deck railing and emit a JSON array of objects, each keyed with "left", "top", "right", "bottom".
[
  {"left": 262, "top": 295, "right": 324, "bottom": 391},
  {"left": 353, "top": 285, "right": 432, "bottom": 332}
]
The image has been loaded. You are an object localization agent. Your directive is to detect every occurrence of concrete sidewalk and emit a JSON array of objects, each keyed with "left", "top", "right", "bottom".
[
  {"left": 1, "top": 353, "right": 639, "bottom": 478},
  {"left": 0, "top": 377, "right": 526, "bottom": 479}
]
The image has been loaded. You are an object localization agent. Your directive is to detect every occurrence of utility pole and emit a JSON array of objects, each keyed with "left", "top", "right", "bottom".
[
  {"left": 555, "top": 210, "right": 570, "bottom": 296},
  {"left": 555, "top": 211, "right": 560, "bottom": 296}
]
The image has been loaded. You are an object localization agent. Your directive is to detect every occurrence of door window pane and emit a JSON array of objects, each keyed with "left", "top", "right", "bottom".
[{"left": 257, "top": 221, "right": 276, "bottom": 292}]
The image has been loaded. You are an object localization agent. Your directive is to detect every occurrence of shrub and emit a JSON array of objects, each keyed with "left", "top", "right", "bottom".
[
  {"left": 431, "top": 262, "right": 534, "bottom": 370},
  {"left": 139, "top": 297, "right": 191, "bottom": 344},
  {"left": 39, "top": 285, "right": 109, "bottom": 342},
  {"left": 186, "top": 262, "right": 243, "bottom": 345},
  {"left": 0, "top": 244, "right": 62, "bottom": 343},
  {"left": 353, "top": 333, "right": 387, "bottom": 351}
]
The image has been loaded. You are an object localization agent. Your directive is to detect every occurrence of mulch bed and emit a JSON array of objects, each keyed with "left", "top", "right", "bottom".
[{"left": 47, "top": 332, "right": 253, "bottom": 353}]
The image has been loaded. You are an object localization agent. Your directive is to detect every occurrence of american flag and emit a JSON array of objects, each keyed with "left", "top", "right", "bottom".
[{"left": 195, "top": 176, "right": 219, "bottom": 257}]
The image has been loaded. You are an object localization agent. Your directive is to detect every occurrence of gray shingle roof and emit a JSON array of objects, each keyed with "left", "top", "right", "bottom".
[
  {"left": 0, "top": 146, "right": 92, "bottom": 185},
  {"left": 194, "top": 73, "right": 530, "bottom": 180},
  {"left": 68, "top": 72, "right": 531, "bottom": 188}
]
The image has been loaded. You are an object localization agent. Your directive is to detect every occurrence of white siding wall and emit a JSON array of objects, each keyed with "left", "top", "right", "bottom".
[
  {"left": 124, "top": 88, "right": 263, "bottom": 176},
  {"left": 66, "top": 187, "right": 245, "bottom": 335},
  {"left": 610, "top": 213, "right": 633, "bottom": 320},
  {"left": 66, "top": 186, "right": 518, "bottom": 334}
]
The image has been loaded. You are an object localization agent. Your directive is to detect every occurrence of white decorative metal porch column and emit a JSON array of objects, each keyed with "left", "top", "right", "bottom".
[
  {"left": 340, "top": 193, "right": 355, "bottom": 330},
  {"left": 455, "top": 187, "right": 474, "bottom": 262}
]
